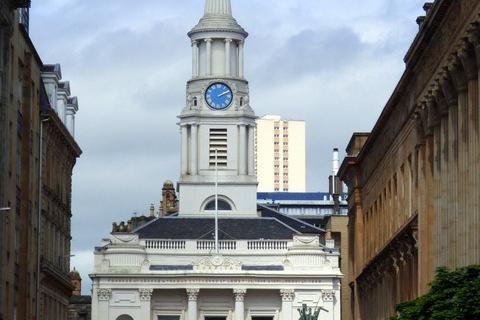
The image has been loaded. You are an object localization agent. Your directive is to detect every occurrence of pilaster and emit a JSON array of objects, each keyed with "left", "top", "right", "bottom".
[
  {"left": 233, "top": 289, "right": 246, "bottom": 320},
  {"left": 280, "top": 289, "right": 294, "bottom": 320},
  {"left": 139, "top": 288, "right": 153, "bottom": 319},
  {"left": 187, "top": 288, "right": 199, "bottom": 320}
]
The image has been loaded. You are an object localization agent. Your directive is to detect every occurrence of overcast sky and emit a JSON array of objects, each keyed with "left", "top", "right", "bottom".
[{"left": 30, "top": 0, "right": 425, "bottom": 293}]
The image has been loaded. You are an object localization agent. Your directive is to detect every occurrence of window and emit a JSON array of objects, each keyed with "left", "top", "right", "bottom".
[
  {"left": 193, "top": 97, "right": 198, "bottom": 107},
  {"left": 240, "top": 97, "right": 244, "bottom": 106},
  {"left": 117, "top": 315, "right": 134, "bottom": 320},
  {"left": 274, "top": 142, "right": 279, "bottom": 145},
  {"left": 205, "top": 199, "right": 232, "bottom": 211},
  {"left": 158, "top": 316, "right": 180, "bottom": 320},
  {"left": 274, "top": 126, "right": 280, "bottom": 130},
  {"left": 209, "top": 128, "right": 228, "bottom": 167}
]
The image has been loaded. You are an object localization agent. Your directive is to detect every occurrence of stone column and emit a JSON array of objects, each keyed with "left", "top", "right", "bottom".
[
  {"left": 192, "top": 40, "right": 199, "bottom": 77},
  {"left": 233, "top": 289, "right": 246, "bottom": 320},
  {"left": 139, "top": 289, "right": 153, "bottom": 319},
  {"left": 471, "top": 32, "right": 480, "bottom": 265},
  {"left": 205, "top": 38, "right": 213, "bottom": 75},
  {"left": 238, "top": 40, "right": 244, "bottom": 78},
  {"left": 182, "top": 125, "right": 189, "bottom": 175},
  {"left": 187, "top": 289, "right": 200, "bottom": 320},
  {"left": 280, "top": 289, "right": 294, "bottom": 320},
  {"left": 247, "top": 125, "right": 255, "bottom": 175},
  {"left": 239, "top": 124, "right": 247, "bottom": 175},
  {"left": 190, "top": 125, "right": 198, "bottom": 176},
  {"left": 225, "top": 39, "right": 232, "bottom": 76},
  {"left": 96, "top": 288, "right": 111, "bottom": 320}
]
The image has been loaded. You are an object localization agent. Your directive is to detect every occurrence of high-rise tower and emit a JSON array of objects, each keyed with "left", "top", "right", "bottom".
[{"left": 178, "top": 0, "right": 257, "bottom": 215}]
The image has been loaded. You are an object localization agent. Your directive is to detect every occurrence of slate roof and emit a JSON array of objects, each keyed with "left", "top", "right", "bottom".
[
  {"left": 259, "top": 205, "right": 324, "bottom": 233},
  {"left": 136, "top": 217, "right": 300, "bottom": 240},
  {"left": 257, "top": 192, "right": 331, "bottom": 202}
]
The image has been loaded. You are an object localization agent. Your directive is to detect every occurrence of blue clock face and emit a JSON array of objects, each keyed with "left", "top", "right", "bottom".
[{"left": 205, "top": 83, "right": 233, "bottom": 110}]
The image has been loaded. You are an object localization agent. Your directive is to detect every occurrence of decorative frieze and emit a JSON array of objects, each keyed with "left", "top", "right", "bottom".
[
  {"left": 280, "top": 289, "right": 295, "bottom": 302},
  {"left": 139, "top": 288, "right": 153, "bottom": 301},
  {"left": 97, "top": 288, "right": 112, "bottom": 301}
]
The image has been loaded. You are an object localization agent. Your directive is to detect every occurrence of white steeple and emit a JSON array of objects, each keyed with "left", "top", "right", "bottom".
[
  {"left": 205, "top": 0, "right": 232, "bottom": 16},
  {"left": 179, "top": 0, "right": 257, "bottom": 216}
]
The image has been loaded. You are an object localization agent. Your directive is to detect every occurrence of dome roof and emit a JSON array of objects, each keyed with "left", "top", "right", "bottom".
[{"left": 163, "top": 180, "right": 175, "bottom": 188}]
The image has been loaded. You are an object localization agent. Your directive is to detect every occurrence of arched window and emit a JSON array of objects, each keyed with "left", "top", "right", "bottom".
[
  {"left": 204, "top": 199, "right": 232, "bottom": 211},
  {"left": 116, "top": 315, "right": 134, "bottom": 320},
  {"left": 240, "top": 97, "right": 244, "bottom": 106},
  {"left": 193, "top": 97, "right": 198, "bottom": 107}
]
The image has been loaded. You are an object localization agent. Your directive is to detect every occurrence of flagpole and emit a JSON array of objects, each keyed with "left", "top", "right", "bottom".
[{"left": 215, "top": 149, "right": 219, "bottom": 254}]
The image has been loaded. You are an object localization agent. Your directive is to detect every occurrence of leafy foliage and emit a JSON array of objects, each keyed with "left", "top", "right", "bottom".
[{"left": 390, "top": 265, "right": 480, "bottom": 320}]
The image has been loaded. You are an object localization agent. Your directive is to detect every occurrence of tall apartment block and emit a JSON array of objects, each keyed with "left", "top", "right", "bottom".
[{"left": 255, "top": 115, "right": 305, "bottom": 192}]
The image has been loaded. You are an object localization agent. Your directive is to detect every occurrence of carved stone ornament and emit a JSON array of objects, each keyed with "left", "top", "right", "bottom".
[
  {"left": 321, "top": 290, "right": 335, "bottom": 302},
  {"left": 233, "top": 289, "right": 247, "bottom": 302},
  {"left": 292, "top": 235, "right": 320, "bottom": 248},
  {"left": 280, "top": 289, "right": 295, "bottom": 302},
  {"left": 97, "top": 288, "right": 112, "bottom": 301},
  {"left": 139, "top": 288, "right": 153, "bottom": 301},
  {"left": 186, "top": 288, "right": 200, "bottom": 301},
  {"left": 193, "top": 255, "right": 242, "bottom": 273}
]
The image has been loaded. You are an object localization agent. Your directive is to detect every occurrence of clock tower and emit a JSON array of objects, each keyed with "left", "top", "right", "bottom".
[{"left": 178, "top": 0, "right": 257, "bottom": 215}]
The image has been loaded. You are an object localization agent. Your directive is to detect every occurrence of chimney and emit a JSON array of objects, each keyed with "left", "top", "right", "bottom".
[
  {"left": 329, "top": 148, "right": 343, "bottom": 215},
  {"left": 332, "top": 148, "right": 340, "bottom": 176}
]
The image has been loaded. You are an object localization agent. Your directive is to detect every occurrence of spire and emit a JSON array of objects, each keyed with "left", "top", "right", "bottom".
[
  {"left": 205, "top": 0, "right": 232, "bottom": 16},
  {"left": 189, "top": 0, "right": 247, "bottom": 37}
]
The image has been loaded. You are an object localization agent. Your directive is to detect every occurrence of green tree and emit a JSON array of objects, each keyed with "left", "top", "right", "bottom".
[{"left": 390, "top": 265, "right": 480, "bottom": 320}]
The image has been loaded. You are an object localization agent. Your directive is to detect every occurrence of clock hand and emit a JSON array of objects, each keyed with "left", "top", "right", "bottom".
[{"left": 217, "top": 90, "right": 230, "bottom": 97}]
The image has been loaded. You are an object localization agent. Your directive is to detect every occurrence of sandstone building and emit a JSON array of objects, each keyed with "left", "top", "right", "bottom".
[
  {"left": 339, "top": 0, "right": 480, "bottom": 319},
  {"left": 0, "top": 5, "right": 81, "bottom": 319}
]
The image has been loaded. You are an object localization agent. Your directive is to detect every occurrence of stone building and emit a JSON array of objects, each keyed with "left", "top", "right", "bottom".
[
  {"left": 69, "top": 269, "right": 92, "bottom": 320},
  {"left": 0, "top": 5, "right": 81, "bottom": 319},
  {"left": 90, "top": 1, "right": 342, "bottom": 319},
  {"left": 160, "top": 180, "right": 178, "bottom": 216},
  {"left": 339, "top": 1, "right": 480, "bottom": 319},
  {"left": 0, "top": 4, "right": 42, "bottom": 320},
  {"left": 39, "top": 64, "right": 82, "bottom": 319}
]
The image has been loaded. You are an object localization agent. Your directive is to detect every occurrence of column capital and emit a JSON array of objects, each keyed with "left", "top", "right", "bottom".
[
  {"left": 192, "top": 40, "right": 198, "bottom": 47},
  {"left": 225, "top": 38, "right": 233, "bottom": 43},
  {"left": 204, "top": 38, "right": 213, "bottom": 43},
  {"left": 139, "top": 288, "right": 153, "bottom": 301},
  {"left": 187, "top": 288, "right": 200, "bottom": 301},
  {"left": 280, "top": 289, "right": 295, "bottom": 302},
  {"left": 233, "top": 289, "right": 247, "bottom": 302},
  {"left": 321, "top": 290, "right": 335, "bottom": 302},
  {"left": 97, "top": 288, "right": 112, "bottom": 301}
]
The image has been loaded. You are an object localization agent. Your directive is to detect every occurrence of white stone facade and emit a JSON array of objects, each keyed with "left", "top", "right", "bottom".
[
  {"left": 91, "top": 234, "right": 342, "bottom": 320},
  {"left": 91, "top": 2, "right": 342, "bottom": 320}
]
